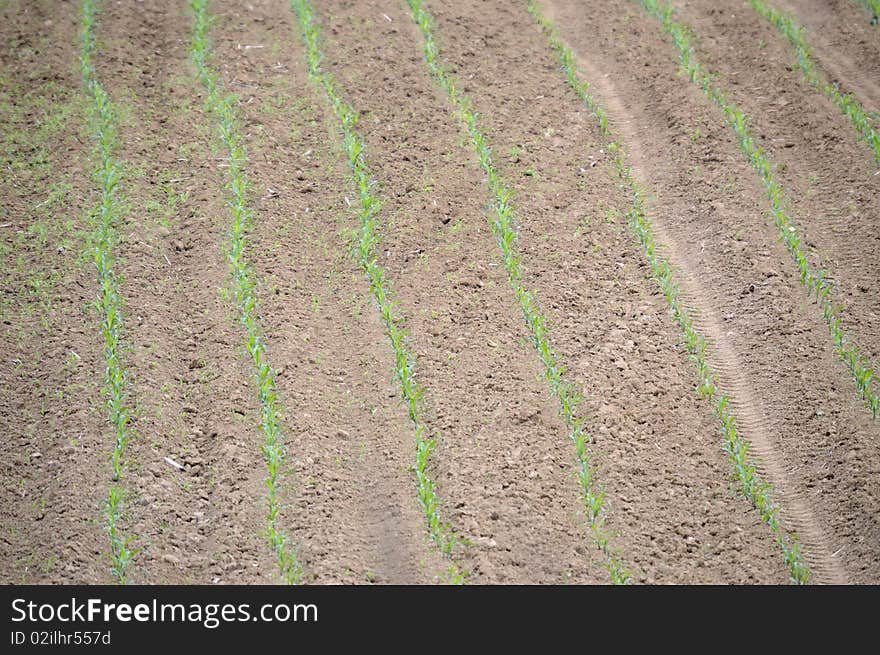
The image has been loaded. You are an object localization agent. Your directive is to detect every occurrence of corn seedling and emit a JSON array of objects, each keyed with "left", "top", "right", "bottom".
[
  {"left": 528, "top": 0, "right": 811, "bottom": 583},
  {"left": 407, "top": 0, "right": 631, "bottom": 584},
  {"left": 79, "top": 0, "right": 136, "bottom": 584},
  {"left": 750, "top": 1, "right": 879, "bottom": 164},
  {"left": 189, "top": 0, "right": 302, "bottom": 585},
  {"left": 290, "top": 0, "right": 464, "bottom": 582},
  {"left": 634, "top": 0, "right": 879, "bottom": 421}
]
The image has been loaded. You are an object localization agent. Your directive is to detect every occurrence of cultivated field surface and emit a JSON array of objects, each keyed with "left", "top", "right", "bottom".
[{"left": 1, "top": 0, "right": 878, "bottom": 585}]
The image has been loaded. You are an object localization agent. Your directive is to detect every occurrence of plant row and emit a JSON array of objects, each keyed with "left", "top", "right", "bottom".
[
  {"left": 854, "top": 0, "right": 880, "bottom": 25},
  {"left": 189, "top": 0, "right": 302, "bottom": 584},
  {"left": 407, "top": 0, "right": 630, "bottom": 584},
  {"left": 749, "top": 0, "right": 879, "bottom": 165},
  {"left": 635, "top": 0, "right": 879, "bottom": 421},
  {"left": 527, "top": 0, "right": 810, "bottom": 583},
  {"left": 79, "top": 0, "right": 136, "bottom": 584},
  {"left": 290, "top": 0, "right": 464, "bottom": 583}
]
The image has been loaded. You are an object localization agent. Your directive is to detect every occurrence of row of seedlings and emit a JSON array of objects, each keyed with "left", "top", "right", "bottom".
[
  {"left": 79, "top": 0, "right": 137, "bottom": 583},
  {"left": 289, "top": 0, "right": 465, "bottom": 583},
  {"left": 405, "top": 0, "right": 631, "bottom": 583},
  {"left": 189, "top": 0, "right": 303, "bottom": 584}
]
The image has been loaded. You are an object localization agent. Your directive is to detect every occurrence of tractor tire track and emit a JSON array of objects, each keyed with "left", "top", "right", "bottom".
[
  {"left": 416, "top": 0, "right": 790, "bottom": 583},
  {"left": 540, "top": 0, "right": 844, "bottom": 582},
  {"left": 670, "top": 0, "right": 880, "bottom": 371}
]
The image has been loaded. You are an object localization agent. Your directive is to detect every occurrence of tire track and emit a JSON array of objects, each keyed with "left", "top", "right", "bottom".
[
  {"left": 574, "top": 40, "right": 845, "bottom": 583},
  {"left": 664, "top": 0, "right": 880, "bottom": 404},
  {"left": 692, "top": 304, "right": 847, "bottom": 583},
  {"left": 544, "top": 0, "right": 880, "bottom": 582}
]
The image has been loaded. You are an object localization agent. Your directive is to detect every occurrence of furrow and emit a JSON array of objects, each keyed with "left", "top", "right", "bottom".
[{"left": 0, "top": 0, "right": 108, "bottom": 584}]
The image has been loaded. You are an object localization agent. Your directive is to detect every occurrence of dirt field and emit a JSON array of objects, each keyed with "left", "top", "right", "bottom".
[{"left": 1, "top": 0, "right": 878, "bottom": 584}]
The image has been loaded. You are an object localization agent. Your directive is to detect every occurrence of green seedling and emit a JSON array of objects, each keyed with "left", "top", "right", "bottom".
[{"left": 79, "top": 0, "right": 137, "bottom": 584}]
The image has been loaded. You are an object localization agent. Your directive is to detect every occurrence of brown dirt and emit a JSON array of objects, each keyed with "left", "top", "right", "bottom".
[
  {"left": 670, "top": 0, "right": 880, "bottom": 369},
  {"left": 774, "top": 0, "right": 880, "bottom": 109},
  {"left": 542, "top": 0, "right": 880, "bottom": 582},
  {"left": 0, "top": 0, "right": 108, "bottom": 584},
  {"left": 1, "top": 0, "right": 878, "bottom": 584}
]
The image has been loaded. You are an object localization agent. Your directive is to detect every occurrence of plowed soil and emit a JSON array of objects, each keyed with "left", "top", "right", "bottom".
[{"left": 1, "top": 0, "right": 878, "bottom": 584}]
